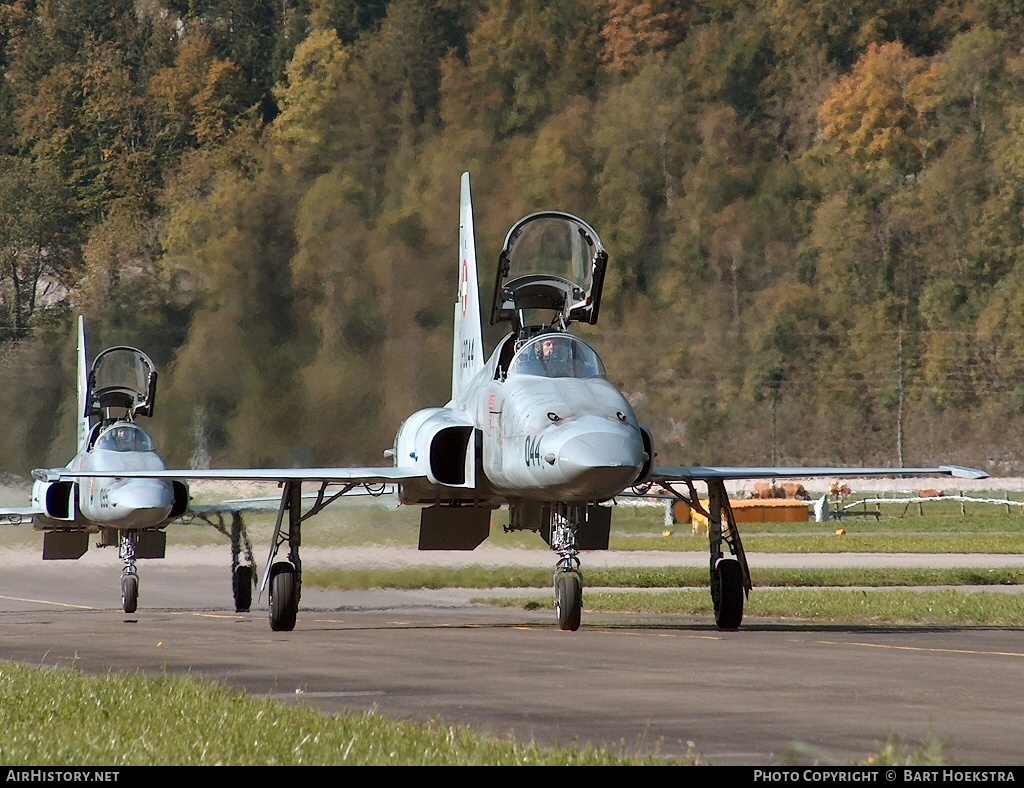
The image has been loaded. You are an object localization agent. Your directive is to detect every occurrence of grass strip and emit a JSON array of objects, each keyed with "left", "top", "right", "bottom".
[
  {"left": 303, "top": 565, "right": 1024, "bottom": 590},
  {"left": 0, "top": 663, "right": 690, "bottom": 765},
  {"left": 486, "top": 588, "right": 1024, "bottom": 626},
  {"left": 613, "top": 532, "right": 1024, "bottom": 553}
]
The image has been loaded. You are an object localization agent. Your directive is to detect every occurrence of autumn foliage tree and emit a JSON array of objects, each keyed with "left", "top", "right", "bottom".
[{"left": 819, "top": 41, "right": 940, "bottom": 175}]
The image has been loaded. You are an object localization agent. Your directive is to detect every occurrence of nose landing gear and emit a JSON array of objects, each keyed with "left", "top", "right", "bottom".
[
  {"left": 119, "top": 532, "right": 139, "bottom": 614},
  {"left": 550, "top": 504, "right": 583, "bottom": 631}
]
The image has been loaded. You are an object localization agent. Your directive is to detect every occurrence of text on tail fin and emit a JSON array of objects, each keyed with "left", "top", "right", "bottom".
[{"left": 452, "top": 172, "right": 484, "bottom": 401}]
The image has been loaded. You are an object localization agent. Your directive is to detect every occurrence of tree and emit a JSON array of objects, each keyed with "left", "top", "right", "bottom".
[
  {"left": 0, "top": 157, "right": 80, "bottom": 338},
  {"left": 463, "top": 0, "right": 604, "bottom": 136},
  {"left": 598, "top": 0, "right": 689, "bottom": 75},
  {"left": 819, "top": 41, "right": 940, "bottom": 175}
]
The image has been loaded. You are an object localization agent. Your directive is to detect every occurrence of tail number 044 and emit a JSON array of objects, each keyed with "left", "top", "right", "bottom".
[{"left": 524, "top": 436, "right": 542, "bottom": 467}]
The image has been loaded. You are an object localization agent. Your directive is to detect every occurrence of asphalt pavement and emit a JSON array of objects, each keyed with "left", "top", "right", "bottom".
[{"left": 0, "top": 543, "right": 1022, "bottom": 765}]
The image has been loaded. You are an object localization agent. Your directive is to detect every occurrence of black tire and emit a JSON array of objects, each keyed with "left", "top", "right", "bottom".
[
  {"left": 121, "top": 573, "right": 139, "bottom": 614},
  {"left": 555, "top": 572, "right": 582, "bottom": 631},
  {"left": 269, "top": 562, "right": 298, "bottom": 632},
  {"left": 233, "top": 565, "right": 254, "bottom": 613},
  {"left": 712, "top": 558, "right": 744, "bottom": 630}
]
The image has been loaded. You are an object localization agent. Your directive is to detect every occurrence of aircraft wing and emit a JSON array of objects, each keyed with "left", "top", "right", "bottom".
[
  {"left": 0, "top": 505, "right": 42, "bottom": 524},
  {"left": 187, "top": 484, "right": 401, "bottom": 514},
  {"left": 33, "top": 466, "right": 422, "bottom": 486},
  {"left": 648, "top": 464, "right": 989, "bottom": 484}
]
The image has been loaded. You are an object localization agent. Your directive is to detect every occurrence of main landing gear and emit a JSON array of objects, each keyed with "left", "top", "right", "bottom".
[
  {"left": 242, "top": 479, "right": 395, "bottom": 631},
  {"left": 672, "top": 478, "right": 751, "bottom": 630},
  {"left": 191, "top": 510, "right": 258, "bottom": 612},
  {"left": 259, "top": 479, "right": 366, "bottom": 631},
  {"left": 262, "top": 482, "right": 304, "bottom": 631}
]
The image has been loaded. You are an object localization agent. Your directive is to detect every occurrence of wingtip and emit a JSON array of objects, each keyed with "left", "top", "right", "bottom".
[{"left": 939, "top": 465, "right": 990, "bottom": 480}]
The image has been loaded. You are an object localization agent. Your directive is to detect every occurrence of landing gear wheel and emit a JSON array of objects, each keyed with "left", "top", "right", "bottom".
[
  {"left": 555, "top": 572, "right": 582, "bottom": 631},
  {"left": 269, "top": 562, "right": 298, "bottom": 632},
  {"left": 233, "top": 565, "right": 254, "bottom": 613},
  {"left": 712, "top": 558, "right": 744, "bottom": 630},
  {"left": 121, "top": 573, "right": 139, "bottom": 614}
]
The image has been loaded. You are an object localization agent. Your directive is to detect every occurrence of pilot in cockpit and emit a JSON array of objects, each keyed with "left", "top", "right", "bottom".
[{"left": 536, "top": 335, "right": 572, "bottom": 376}]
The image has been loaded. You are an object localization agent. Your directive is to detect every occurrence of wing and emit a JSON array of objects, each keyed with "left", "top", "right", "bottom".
[
  {"left": 649, "top": 464, "right": 988, "bottom": 485},
  {"left": 0, "top": 505, "right": 42, "bottom": 524},
  {"left": 188, "top": 484, "right": 401, "bottom": 513},
  {"left": 33, "top": 466, "right": 422, "bottom": 485},
  {"left": 29, "top": 466, "right": 419, "bottom": 497}
]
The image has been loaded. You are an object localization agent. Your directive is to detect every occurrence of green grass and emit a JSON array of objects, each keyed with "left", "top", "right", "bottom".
[
  {"left": 304, "top": 564, "right": 1024, "bottom": 590},
  {"left": 618, "top": 532, "right": 1024, "bottom": 552},
  {"left": 173, "top": 496, "right": 1024, "bottom": 552},
  {"left": 0, "top": 663, "right": 692, "bottom": 765},
  {"left": 536, "top": 588, "right": 1024, "bottom": 626},
  {"left": 0, "top": 662, "right": 950, "bottom": 766}
]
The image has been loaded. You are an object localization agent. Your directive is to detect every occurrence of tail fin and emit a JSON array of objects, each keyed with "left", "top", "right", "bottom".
[
  {"left": 452, "top": 171, "right": 484, "bottom": 401},
  {"left": 76, "top": 316, "right": 91, "bottom": 451}
]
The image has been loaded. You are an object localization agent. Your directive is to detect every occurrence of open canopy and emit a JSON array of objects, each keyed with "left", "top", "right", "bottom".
[
  {"left": 490, "top": 211, "right": 607, "bottom": 332},
  {"left": 86, "top": 346, "right": 157, "bottom": 421}
]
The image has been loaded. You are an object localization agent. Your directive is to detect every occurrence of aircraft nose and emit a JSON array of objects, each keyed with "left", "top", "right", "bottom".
[
  {"left": 108, "top": 480, "right": 175, "bottom": 528},
  {"left": 556, "top": 425, "right": 647, "bottom": 497}
]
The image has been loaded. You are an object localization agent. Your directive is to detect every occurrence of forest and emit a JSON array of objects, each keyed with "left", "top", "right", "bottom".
[{"left": 1, "top": 0, "right": 1024, "bottom": 477}]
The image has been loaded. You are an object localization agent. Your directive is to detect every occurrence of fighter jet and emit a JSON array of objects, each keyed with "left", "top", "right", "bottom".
[
  {"left": 36, "top": 173, "right": 988, "bottom": 632},
  {"left": 0, "top": 317, "right": 256, "bottom": 614}
]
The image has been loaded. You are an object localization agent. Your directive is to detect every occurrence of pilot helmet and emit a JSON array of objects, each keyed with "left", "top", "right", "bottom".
[{"left": 536, "top": 335, "right": 569, "bottom": 362}]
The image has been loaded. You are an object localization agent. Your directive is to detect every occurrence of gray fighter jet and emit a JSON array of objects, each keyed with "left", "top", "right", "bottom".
[
  {"left": 36, "top": 173, "right": 988, "bottom": 632},
  {"left": 0, "top": 318, "right": 255, "bottom": 614}
]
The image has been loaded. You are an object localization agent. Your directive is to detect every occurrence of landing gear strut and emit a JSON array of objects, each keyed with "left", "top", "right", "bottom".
[
  {"left": 265, "top": 482, "right": 303, "bottom": 631},
  {"left": 118, "top": 532, "right": 139, "bottom": 614},
  {"left": 692, "top": 479, "right": 751, "bottom": 630},
  {"left": 550, "top": 504, "right": 583, "bottom": 631},
  {"left": 257, "top": 479, "right": 393, "bottom": 632},
  {"left": 192, "top": 510, "right": 257, "bottom": 612}
]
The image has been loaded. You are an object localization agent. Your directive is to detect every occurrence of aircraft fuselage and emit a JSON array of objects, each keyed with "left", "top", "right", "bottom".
[
  {"left": 476, "top": 375, "right": 645, "bottom": 500},
  {"left": 31, "top": 424, "right": 184, "bottom": 532},
  {"left": 452, "top": 333, "right": 649, "bottom": 503},
  {"left": 74, "top": 448, "right": 178, "bottom": 528}
]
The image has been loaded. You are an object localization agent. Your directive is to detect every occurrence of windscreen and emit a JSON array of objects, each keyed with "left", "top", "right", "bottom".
[
  {"left": 509, "top": 335, "right": 606, "bottom": 379},
  {"left": 95, "top": 425, "right": 156, "bottom": 453}
]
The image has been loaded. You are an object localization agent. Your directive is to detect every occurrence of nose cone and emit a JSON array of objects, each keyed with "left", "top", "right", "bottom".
[
  {"left": 556, "top": 424, "right": 647, "bottom": 499},
  {"left": 109, "top": 480, "right": 176, "bottom": 528}
]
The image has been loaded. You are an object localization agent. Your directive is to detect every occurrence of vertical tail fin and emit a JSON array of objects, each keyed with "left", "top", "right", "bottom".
[
  {"left": 452, "top": 171, "right": 484, "bottom": 401},
  {"left": 76, "top": 316, "right": 91, "bottom": 451}
]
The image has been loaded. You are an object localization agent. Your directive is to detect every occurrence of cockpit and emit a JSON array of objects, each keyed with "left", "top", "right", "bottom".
[
  {"left": 87, "top": 346, "right": 157, "bottom": 422},
  {"left": 95, "top": 424, "right": 156, "bottom": 453},
  {"left": 491, "top": 211, "right": 607, "bottom": 334},
  {"left": 509, "top": 334, "right": 606, "bottom": 379}
]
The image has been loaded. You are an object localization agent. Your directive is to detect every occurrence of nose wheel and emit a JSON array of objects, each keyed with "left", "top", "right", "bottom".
[
  {"left": 554, "top": 570, "right": 582, "bottom": 631},
  {"left": 120, "top": 570, "right": 139, "bottom": 614}
]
